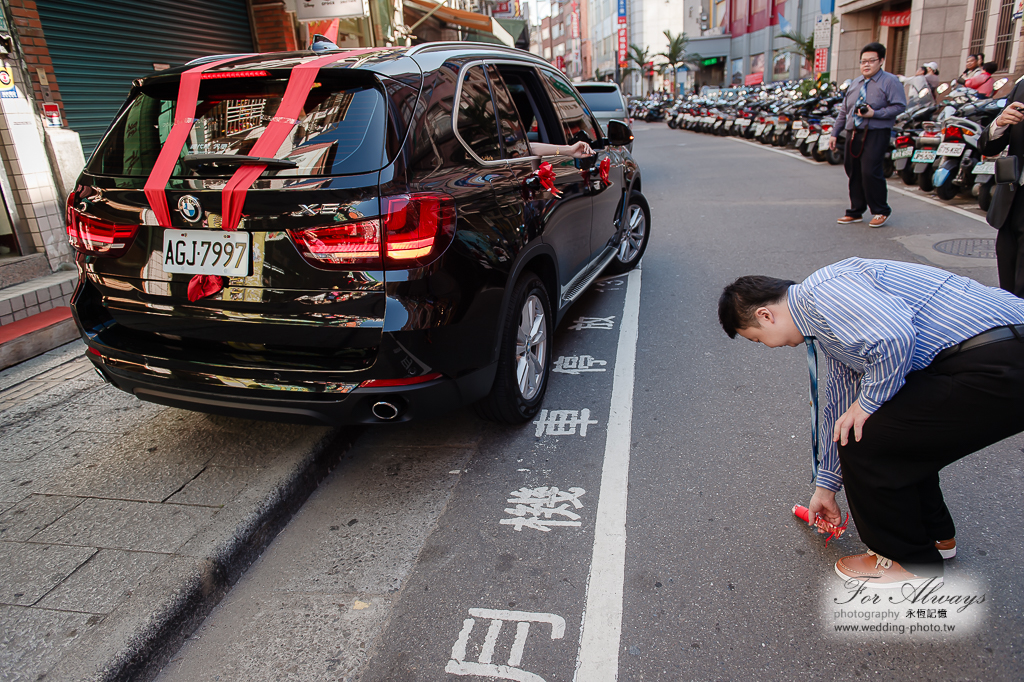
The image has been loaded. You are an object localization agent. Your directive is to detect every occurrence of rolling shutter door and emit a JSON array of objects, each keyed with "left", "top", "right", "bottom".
[{"left": 36, "top": 0, "right": 254, "bottom": 157}]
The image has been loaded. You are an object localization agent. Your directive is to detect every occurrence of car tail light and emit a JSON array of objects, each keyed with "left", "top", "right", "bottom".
[
  {"left": 359, "top": 372, "right": 442, "bottom": 388},
  {"left": 288, "top": 192, "right": 456, "bottom": 271},
  {"left": 66, "top": 195, "right": 139, "bottom": 257},
  {"left": 201, "top": 70, "right": 269, "bottom": 79},
  {"left": 895, "top": 135, "right": 912, "bottom": 147}
]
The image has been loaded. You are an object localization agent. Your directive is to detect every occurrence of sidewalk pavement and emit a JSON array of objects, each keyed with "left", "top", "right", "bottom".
[{"left": 0, "top": 340, "right": 349, "bottom": 681}]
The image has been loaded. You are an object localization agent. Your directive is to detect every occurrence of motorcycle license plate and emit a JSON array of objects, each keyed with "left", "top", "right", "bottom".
[
  {"left": 911, "top": 149, "right": 936, "bottom": 163},
  {"left": 805, "top": 133, "right": 819, "bottom": 144},
  {"left": 973, "top": 161, "right": 996, "bottom": 175},
  {"left": 817, "top": 136, "right": 831, "bottom": 151},
  {"left": 792, "top": 121, "right": 805, "bottom": 130},
  {"left": 754, "top": 124, "right": 765, "bottom": 135},
  {"left": 937, "top": 142, "right": 966, "bottom": 156},
  {"left": 775, "top": 124, "right": 786, "bottom": 133},
  {"left": 795, "top": 130, "right": 809, "bottom": 139},
  {"left": 891, "top": 146, "right": 914, "bottom": 160},
  {"left": 737, "top": 119, "right": 749, "bottom": 127},
  {"left": 163, "top": 230, "right": 251, "bottom": 277},
  {"left": 724, "top": 121, "right": 733, "bottom": 128}
]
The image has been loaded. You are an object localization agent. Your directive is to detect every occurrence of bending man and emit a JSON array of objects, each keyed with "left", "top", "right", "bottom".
[{"left": 718, "top": 258, "right": 1024, "bottom": 587}]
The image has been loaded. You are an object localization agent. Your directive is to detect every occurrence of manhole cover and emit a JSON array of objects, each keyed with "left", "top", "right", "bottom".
[{"left": 932, "top": 238, "right": 996, "bottom": 259}]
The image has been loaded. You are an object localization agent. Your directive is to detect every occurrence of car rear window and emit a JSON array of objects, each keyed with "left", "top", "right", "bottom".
[
  {"left": 89, "top": 73, "right": 387, "bottom": 178},
  {"left": 577, "top": 86, "right": 625, "bottom": 112}
]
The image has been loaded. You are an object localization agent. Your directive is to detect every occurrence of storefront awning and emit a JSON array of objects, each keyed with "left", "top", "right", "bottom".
[{"left": 404, "top": 0, "right": 515, "bottom": 47}]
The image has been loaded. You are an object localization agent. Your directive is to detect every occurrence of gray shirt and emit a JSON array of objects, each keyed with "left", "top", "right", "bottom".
[{"left": 832, "top": 70, "right": 907, "bottom": 135}]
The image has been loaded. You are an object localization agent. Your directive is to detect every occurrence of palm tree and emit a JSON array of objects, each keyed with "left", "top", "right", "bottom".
[
  {"left": 778, "top": 29, "right": 815, "bottom": 73},
  {"left": 627, "top": 44, "right": 650, "bottom": 95},
  {"left": 656, "top": 30, "right": 701, "bottom": 95}
]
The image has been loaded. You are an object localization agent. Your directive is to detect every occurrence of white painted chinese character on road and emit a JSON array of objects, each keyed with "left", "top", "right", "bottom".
[
  {"left": 552, "top": 355, "right": 607, "bottom": 374},
  {"left": 533, "top": 409, "right": 598, "bottom": 437},
  {"left": 446, "top": 608, "right": 566, "bottom": 682},
  {"left": 568, "top": 316, "right": 615, "bottom": 330},
  {"left": 500, "top": 486, "right": 585, "bottom": 532}
]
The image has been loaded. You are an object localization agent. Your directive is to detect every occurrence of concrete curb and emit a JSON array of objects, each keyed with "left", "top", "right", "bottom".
[{"left": 46, "top": 425, "right": 361, "bottom": 682}]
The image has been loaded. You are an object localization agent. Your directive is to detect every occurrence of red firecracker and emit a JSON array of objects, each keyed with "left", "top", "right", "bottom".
[{"left": 793, "top": 504, "right": 849, "bottom": 546}]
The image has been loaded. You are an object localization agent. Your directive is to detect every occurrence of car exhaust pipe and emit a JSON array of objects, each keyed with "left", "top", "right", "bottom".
[
  {"left": 94, "top": 367, "right": 111, "bottom": 385},
  {"left": 371, "top": 400, "right": 401, "bottom": 421}
]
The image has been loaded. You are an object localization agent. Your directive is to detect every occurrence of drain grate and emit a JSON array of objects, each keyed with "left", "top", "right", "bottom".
[{"left": 932, "top": 238, "right": 996, "bottom": 259}]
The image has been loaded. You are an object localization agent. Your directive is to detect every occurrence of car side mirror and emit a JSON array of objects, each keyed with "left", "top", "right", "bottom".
[{"left": 606, "top": 120, "right": 633, "bottom": 147}]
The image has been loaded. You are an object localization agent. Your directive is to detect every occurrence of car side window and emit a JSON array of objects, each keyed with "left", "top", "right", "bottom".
[
  {"left": 456, "top": 65, "right": 502, "bottom": 163},
  {"left": 486, "top": 65, "right": 530, "bottom": 160},
  {"left": 538, "top": 70, "right": 600, "bottom": 145}
]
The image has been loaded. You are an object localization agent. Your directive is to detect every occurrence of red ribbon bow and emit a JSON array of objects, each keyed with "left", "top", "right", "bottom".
[
  {"left": 793, "top": 504, "right": 850, "bottom": 546},
  {"left": 599, "top": 157, "right": 610, "bottom": 185},
  {"left": 536, "top": 162, "right": 562, "bottom": 197},
  {"left": 187, "top": 275, "right": 227, "bottom": 302}
]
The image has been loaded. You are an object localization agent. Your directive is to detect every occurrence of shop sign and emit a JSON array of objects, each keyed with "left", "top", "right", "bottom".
[
  {"left": 295, "top": 0, "right": 368, "bottom": 21},
  {"left": 618, "top": 0, "right": 627, "bottom": 24},
  {"left": 813, "top": 13, "right": 832, "bottom": 49},
  {"left": 0, "top": 65, "right": 15, "bottom": 99},
  {"left": 879, "top": 9, "right": 910, "bottom": 26},
  {"left": 570, "top": 4, "right": 579, "bottom": 39},
  {"left": 42, "top": 102, "right": 61, "bottom": 127},
  {"left": 814, "top": 47, "right": 828, "bottom": 73},
  {"left": 617, "top": 27, "right": 628, "bottom": 64},
  {"left": 744, "top": 72, "right": 764, "bottom": 86}
]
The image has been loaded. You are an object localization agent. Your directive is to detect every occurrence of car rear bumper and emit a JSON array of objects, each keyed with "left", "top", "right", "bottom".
[{"left": 91, "top": 357, "right": 497, "bottom": 425}]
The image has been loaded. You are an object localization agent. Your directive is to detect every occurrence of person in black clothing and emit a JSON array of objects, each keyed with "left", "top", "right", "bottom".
[{"left": 979, "top": 82, "right": 1024, "bottom": 297}]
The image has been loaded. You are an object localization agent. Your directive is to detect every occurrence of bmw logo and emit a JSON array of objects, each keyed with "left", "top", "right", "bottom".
[{"left": 177, "top": 195, "right": 202, "bottom": 223}]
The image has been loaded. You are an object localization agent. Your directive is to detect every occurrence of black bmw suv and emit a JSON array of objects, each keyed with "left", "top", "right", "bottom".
[{"left": 70, "top": 42, "right": 649, "bottom": 425}]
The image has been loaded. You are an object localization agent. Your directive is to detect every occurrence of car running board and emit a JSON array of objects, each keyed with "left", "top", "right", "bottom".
[{"left": 560, "top": 246, "right": 618, "bottom": 308}]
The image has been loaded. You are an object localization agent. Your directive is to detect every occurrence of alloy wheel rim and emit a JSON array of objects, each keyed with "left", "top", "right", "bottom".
[
  {"left": 618, "top": 205, "right": 646, "bottom": 263},
  {"left": 516, "top": 294, "right": 547, "bottom": 400}
]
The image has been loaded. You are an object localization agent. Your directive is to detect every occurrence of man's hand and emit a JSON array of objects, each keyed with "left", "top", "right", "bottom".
[
  {"left": 861, "top": 104, "right": 875, "bottom": 118},
  {"left": 833, "top": 400, "right": 871, "bottom": 447},
  {"left": 996, "top": 101, "right": 1024, "bottom": 128},
  {"left": 808, "top": 487, "right": 842, "bottom": 528},
  {"left": 829, "top": 136, "right": 837, "bottom": 151}
]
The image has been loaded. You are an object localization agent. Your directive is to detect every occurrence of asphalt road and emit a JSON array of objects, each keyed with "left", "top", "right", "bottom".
[{"left": 157, "top": 123, "right": 1023, "bottom": 682}]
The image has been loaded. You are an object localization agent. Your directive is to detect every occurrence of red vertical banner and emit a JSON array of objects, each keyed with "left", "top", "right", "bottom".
[
  {"left": 617, "top": 27, "right": 628, "bottom": 65},
  {"left": 814, "top": 47, "right": 828, "bottom": 74}
]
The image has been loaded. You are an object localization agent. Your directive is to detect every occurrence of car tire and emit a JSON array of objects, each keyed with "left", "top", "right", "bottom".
[
  {"left": 604, "top": 191, "right": 650, "bottom": 276},
  {"left": 475, "top": 273, "right": 552, "bottom": 424},
  {"left": 978, "top": 182, "right": 992, "bottom": 212}
]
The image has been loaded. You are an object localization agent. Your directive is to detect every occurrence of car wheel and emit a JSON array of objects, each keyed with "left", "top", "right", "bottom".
[
  {"left": 475, "top": 273, "right": 551, "bottom": 424},
  {"left": 605, "top": 191, "right": 650, "bottom": 276},
  {"left": 899, "top": 165, "right": 917, "bottom": 185},
  {"left": 978, "top": 182, "right": 992, "bottom": 212}
]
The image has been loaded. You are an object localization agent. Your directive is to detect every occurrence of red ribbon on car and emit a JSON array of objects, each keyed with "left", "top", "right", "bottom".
[
  {"left": 535, "top": 162, "right": 561, "bottom": 197},
  {"left": 144, "top": 56, "right": 249, "bottom": 227},
  {"left": 599, "top": 157, "right": 610, "bottom": 186},
  {"left": 187, "top": 274, "right": 227, "bottom": 302},
  {"left": 220, "top": 48, "right": 385, "bottom": 232}
]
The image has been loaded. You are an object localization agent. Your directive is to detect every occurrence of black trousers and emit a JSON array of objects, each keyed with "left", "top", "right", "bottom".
[
  {"left": 844, "top": 128, "right": 891, "bottom": 218},
  {"left": 996, "top": 189, "right": 1024, "bottom": 297},
  {"left": 837, "top": 336, "right": 1024, "bottom": 568}
]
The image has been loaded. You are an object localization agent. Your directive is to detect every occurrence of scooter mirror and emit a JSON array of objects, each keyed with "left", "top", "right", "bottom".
[
  {"left": 998, "top": 98, "right": 1007, "bottom": 107},
  {"left": 937, "top": 83, "right": 949, "bottom": 94},
  {"left": 993, "top": 78, "right": 1008, "bottom": 91}
]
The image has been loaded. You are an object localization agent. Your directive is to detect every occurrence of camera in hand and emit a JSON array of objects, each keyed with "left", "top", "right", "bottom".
[{"left": 857, "top": 104, "right": 870, "bottom": 115}]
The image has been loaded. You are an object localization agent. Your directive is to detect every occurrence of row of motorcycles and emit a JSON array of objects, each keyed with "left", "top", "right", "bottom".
[{"left": 665, "top": 78, "right": 1009, "bottom": 211}]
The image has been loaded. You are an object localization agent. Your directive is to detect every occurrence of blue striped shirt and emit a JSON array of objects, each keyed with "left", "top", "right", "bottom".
[{"left": 787, "top": 258, "right": 1024, "bottom": 492}]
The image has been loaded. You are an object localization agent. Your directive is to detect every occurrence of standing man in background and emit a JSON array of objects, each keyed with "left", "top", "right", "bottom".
[
  {"left": 830, "top": 43, "right": 907, "bottom": 228},
  {"left": 979, "top": 80, "right": 1024, "bottom": 296}
]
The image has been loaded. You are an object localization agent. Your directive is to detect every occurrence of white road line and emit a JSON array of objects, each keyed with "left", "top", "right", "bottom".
[
  {"left": 724, "top": 136, "right": 819, "bottom": 165},
  {"left": 574, "top": 263, "right": 642, "bottom": 682},
  {"left": 724, "top": 134, "right": 989, "bottom": 224}
]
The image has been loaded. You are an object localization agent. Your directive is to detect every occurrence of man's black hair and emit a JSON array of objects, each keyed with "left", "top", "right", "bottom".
[
  {"left": 718, "top": 276, "right": 797, "bottom": 339},
  {"left": 861, "top": 42, "right": 886, "bottom": 60},
  {"left": 983, "top": 61, "right": 998, "bottom": 75},
  {"left": 975, "top": 53, "right": 985, "bottom": 62}
]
